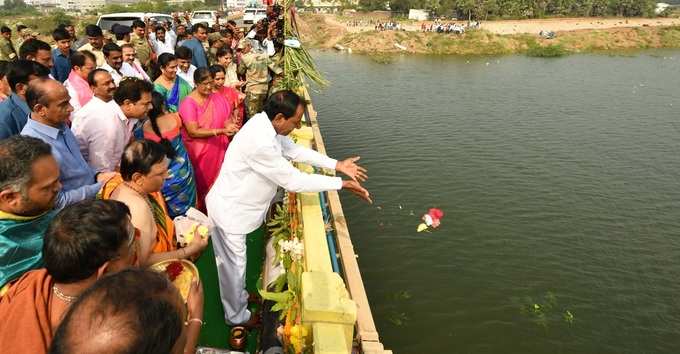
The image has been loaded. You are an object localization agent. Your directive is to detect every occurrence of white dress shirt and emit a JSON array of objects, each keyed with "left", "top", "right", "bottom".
[
  {"left": 71, "top": 97, "right": 136, "bottom": 173},
  {"left": 206, "top": 112, "right": 342, "bottom": 234},
  {"left": 149, "top": 30, "right": 177, "bottom": 56},
  {"left": 120, "top": 60, "right": 151, "bottom": 81},
  {"left": 100, "top": 63, "right": 123, "bottom": 86},
  {"left": 177, "top": 65, "right": 196, "bottom": 88}
]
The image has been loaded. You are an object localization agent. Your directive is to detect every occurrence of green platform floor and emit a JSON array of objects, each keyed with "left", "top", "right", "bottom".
[{"left": 194, "top": 226, "right": 266, "bottom": 353}]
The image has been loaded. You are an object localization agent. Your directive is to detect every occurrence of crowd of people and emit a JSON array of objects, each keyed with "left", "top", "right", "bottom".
[
  {"left": 0, "top": 7, "right": 372, "bottom": 354},
  {"left": 421, "top": 21, "right": 468, "bottom": 34},
  {"left": 375, "top": 21, "right": 404, "bottom": 31}
]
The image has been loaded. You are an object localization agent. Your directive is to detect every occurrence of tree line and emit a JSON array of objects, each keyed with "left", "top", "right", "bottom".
[{"left": 357, "top": 0, "right": 659, "bottom": 19}]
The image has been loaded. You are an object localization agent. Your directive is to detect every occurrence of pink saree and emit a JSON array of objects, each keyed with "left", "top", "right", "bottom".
[{"left": 178, "top": 93, "right": 233, "bottom": 210}]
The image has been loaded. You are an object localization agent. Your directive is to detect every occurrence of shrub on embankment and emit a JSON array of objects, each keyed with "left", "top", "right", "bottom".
[{"left": 331, "top": 26, "right": 680, "bottom": 58}]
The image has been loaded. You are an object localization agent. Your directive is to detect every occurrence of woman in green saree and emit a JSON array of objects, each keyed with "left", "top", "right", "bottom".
[{"left": 153, "top": 53, "right": 192, "bottom": 113}]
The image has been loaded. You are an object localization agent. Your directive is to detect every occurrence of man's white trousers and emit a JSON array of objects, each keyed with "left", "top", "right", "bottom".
[{"left": 211, "top": 227, "right": 251, "bottom": 325}]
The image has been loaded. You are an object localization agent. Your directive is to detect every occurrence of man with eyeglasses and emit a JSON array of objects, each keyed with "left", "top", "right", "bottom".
[
  {"left": 0, "top": 199, "right": 138, "bottom": 354},
  {"left": 72, "top": 73, "right": 152, "bottom": 173}
]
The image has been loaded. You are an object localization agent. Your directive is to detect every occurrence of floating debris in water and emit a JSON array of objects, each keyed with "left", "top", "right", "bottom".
[
  {"left": 417, "top": 208, "right": 444, "bottom": 232},
  {"left": 518, "top": 291, "right": 575, "bottom": 329},
  {"left": 387, "top": 311, "right": 409, "bottom": 326},
  {"left": 391, "top": 290, "right": 412, "bottom": 301}
]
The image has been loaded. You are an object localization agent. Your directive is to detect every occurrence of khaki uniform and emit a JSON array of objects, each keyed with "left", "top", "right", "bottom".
[
  {"left": 79, "top": 43, "right": 105, "bottom": 67},
  {"left": 268, "top": 51, "right": 284, "bottom": 96},
  {"left": 130, "top": 33, "right": 152, "bottom": 68},
  {"left": 238, "top": 52, "right": 272, "bottom": 119},
  {"left": 0, "top": 37, "right": 17, "bottom": 61}
]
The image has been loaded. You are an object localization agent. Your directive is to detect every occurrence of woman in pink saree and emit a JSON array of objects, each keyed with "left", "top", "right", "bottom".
[{"left": 178, "top": 67, "right": 239, "bottom": 210}]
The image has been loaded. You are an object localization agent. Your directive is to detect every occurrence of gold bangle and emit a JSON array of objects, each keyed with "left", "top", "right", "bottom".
[{"left": 185, "top": 318, "right": 204, "bottom": 326}]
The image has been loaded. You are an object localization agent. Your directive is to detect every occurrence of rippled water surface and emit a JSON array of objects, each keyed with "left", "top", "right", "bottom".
[{"left": 310, "top": 51, "right": 680, "bottom": 354}]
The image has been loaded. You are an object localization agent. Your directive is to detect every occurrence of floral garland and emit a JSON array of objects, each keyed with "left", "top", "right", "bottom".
[{"left": 260, "top": 192, "right": 310, "bottom": 353}]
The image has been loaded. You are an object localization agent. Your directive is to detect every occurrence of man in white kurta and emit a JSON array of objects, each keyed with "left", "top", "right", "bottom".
[
  {"left": 206, "top": 91, "right": 370, "bottom": 325},
  {"left": 71, "top": 70, "right": 131, "bottom": 173}
]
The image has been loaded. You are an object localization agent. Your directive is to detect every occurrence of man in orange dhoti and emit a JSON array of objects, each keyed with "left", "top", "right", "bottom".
[{"left": 0, "top": 199, "right": 137, "bottom": 354}]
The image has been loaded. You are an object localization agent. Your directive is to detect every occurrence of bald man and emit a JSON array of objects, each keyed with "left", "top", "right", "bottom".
[
  {"left": 48, "top": 268, "right": 204, "bottom": 354},
  {"left": 20, "top": 78, "right": 114, "bottom": 209}
]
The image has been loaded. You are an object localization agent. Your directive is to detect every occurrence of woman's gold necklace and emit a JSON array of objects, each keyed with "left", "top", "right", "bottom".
[{"left": 123, "top": 182, "right": 155, "bottom": 218}]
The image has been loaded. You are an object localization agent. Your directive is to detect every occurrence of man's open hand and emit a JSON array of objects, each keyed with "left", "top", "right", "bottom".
[
  {"left": 342, "top": 180, "right": 372, "bottom": 204},
  {"left": 336, "top": 156, "right": 367, "bottom": 183}
]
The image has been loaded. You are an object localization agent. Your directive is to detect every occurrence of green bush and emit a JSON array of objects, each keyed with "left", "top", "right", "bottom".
[{"left": 526, "top": 43, "right": 568, "bottom": 57}]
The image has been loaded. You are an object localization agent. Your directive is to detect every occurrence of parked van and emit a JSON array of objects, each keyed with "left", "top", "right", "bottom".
[
  {"left": 191, "top": 10, "right": 223, "bottom": 28},
  {"left": 96, "top": 13, "right": 173, "bottom": 31},
  {"left": 243, "top": 7, "right": 267, "bottom": 24}
]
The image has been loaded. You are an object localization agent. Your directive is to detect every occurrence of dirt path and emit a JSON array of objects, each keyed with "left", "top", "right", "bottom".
[{"left": 340, "top": 16, "right": 680, "bottom": 35}]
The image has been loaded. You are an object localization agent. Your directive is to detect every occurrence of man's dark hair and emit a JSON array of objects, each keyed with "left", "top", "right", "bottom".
[
  {"left": 6, "top": 59, "right": 49, "bottom": 92},
  {"left": 25, "top": 77, "right": 54, "bottom": 110},
  {"left": 70, "top": 50, "right": 95, "bottom": 70},
  {"left": 0, "top": 135, "right": 52, "bottom": 194},
  {"left": 264, "top": 90, "right": 303, "bottom": 120},
  {"left": 87, "top": 68, "right": 109, "bottom": 86},
  {"left": 227, "top": 20, "right": 237, "bottom": 27},
  {"left": 175, "top": 45, "right": 192, "bottom": 60},
  {"left": 52, "top": 27, "right": 71, "bottom": 41},
  {"left": 102, "top": 43, "right": 121, "bottom": 58},
  {"left": 85, "top": 24, "right": 103, "bottom": 37},
  {"left": 113, "top": 77, "right": 153, "bottom": 105},
  {"left": 120, "top": 139, "right": 168, "bottom": 182},
  {"left": 0, "top": 26, "right": 10, "bottom": 34},
  {"left": 19, "top": 39, "right": 51, "bottom": 60},
  {"left": 48, "top": 269, "right": 183, "bottom": 354},
  {"left": 216, "top": 46, "right": 232, "bottom": 59},
  {"left": 43, "top": 200, "right": 131, "bottom": 283},
  {"left": 0, "top": 60, "right": 9, "bottom": 80},
  {"left": 131, "top": 19, "right": 145, "bottom": 30},
  {"left": 191, "top": 22, "right": 208, "bottom": 34},
  {"left": 16, "top": 25, "right": 27, "bottom": 33},
  {"left": 155, "top": 26, "right": 165, "bottom": 34}
]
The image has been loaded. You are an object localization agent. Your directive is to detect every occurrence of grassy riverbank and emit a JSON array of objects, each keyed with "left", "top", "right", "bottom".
[{"left": 298, "top": 14, "right": 680, "bottom": 57}]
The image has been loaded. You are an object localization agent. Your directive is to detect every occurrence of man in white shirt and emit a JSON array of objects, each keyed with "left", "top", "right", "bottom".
[
  {"left": 72, "top": 71, "right": 152, "bottom": 172},
  {"left": 149, "top": 24, "right": 177, "bottom": 56},
  {"left": 63, "top": 50, "right": 96, "bottom": 114},
  {"left": 100, "top": 43, "right": 124, "bottom": 86},
  {"left": 206, "top": 91, "right": 371, "bottom": 326},
  {"left": 175, "top": 46, "right": 196, "bottom": 88},
  {"left": 119, "top": 44, "right": 151, "bottom": 81}
]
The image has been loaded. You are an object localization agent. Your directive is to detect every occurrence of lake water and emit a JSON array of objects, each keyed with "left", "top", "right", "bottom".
[{"left": 310, "top": 50, "right": 680, "bottom": 354}]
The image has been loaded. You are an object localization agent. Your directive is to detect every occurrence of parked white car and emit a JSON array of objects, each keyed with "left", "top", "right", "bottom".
[
  {"left": 243, "top": 7, "right": 267, "bottom": 24},
  {"left": 97, "top": 13, "right": 173, "bottom": 31},
  {"left": 191, "top": 10, "right": 223, "bottom": 28}
]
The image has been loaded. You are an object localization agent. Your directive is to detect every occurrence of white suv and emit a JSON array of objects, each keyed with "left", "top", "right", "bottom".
[
  {"left": 191, "top": 10, "right": 222, "bottom": 28},
  {"left": 97, "top": 13, "right": 173, "bottom": 31},
  {"left": 243, "top": 8, "right": 267, "bottom": 25}
]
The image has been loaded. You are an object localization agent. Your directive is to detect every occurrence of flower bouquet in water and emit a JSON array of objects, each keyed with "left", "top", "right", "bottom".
[{"left": 417, "top": 208, "right": 444, "bottom": 232}]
